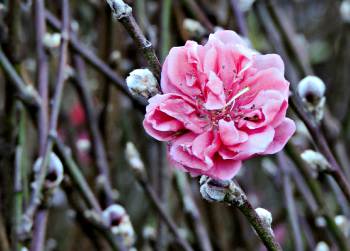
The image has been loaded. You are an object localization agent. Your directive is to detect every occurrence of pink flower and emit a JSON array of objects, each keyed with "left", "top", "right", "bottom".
[{"left": 143, "top": 30, "right": 295, "bottom": 179}]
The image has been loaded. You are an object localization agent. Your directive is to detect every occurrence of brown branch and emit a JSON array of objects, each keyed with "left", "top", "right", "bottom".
[{"left": 106, "top": 0, "right": 161, "bottom": 81}]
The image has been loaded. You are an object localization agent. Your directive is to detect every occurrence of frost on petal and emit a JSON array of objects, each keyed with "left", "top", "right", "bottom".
[{"left": 264, "top": 118, "right": 296, "bottom": 154}]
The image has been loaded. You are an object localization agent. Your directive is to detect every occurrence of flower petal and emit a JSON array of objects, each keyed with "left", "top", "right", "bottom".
[
  {"left": 264, "top": 118, "right": 296, "bottom": 154},
  {"left": 218, "top": 119, "right": 248, "bottom": 145},
  {"left": 204, "top": 72, "right": 226, "bottom": 110}
]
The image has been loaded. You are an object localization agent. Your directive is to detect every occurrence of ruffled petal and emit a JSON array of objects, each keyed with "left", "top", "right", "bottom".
[
  {"left": 264, "top": 118, "right": 296, "bottom": 154},
  {"left": 218, "top": 119, "right": 248, "bottom": 146},
  {"left": 204, "top": 72, "right": 226, "bottom": 110}
]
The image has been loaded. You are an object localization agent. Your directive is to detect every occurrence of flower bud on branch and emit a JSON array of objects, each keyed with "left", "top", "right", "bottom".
[
  {"left": 298, "top": 76, "right": 326, "bottom": 122},
  {"left": 340, "top": 1, "right": 350, "bottom": 24},
  {"left": 33, "top": 152, "right": 64, "bottom": 191},
  {"left": 199, "top": 176, "right": 281, "bottom": 251},
  {"left": 106, "top": 0, "right": 132, "bottom": 20},
  {"left": 43, "top": 33, "right": 61, "bottom": 48},
  {"left": 126, "top": 69, "right": 159, "bottom": 98},
  {"left": 301, "top": 149, "right": 330, "bottom": 175},
  {"left": 102, "top": 204, "right": 135, "bottom": 248}
]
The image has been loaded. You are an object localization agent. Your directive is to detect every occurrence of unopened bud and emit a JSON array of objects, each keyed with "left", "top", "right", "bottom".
[
  {"left": 102, "top": 204, "right": 135, "bottom": 247},
  {"left": 125, "top": 142, "right": 145, "bottom": 172},
  {"left": 43, "top": 33, "right": 61, "bottom": 48},
  {"left": 315, "top": 216, "right": 327, "bottom": 228},
  {"left": 183, "top": 18, "right": 206, "bottom": 38},
  {"left": 143, "top": 225, "right": 156, "bottom": 240},
  {"left": 126, "top": 69, "right": 159, "bottom": 98},
  {"left": 107, "top": 0, "right": 132, "bottom": 19},
  {"left": 109, "top": 50, "right": 122, "bottom": 65},
  {"left": 315, "top": 241, "right": 330, "bottom": 251},
  {"left": 335, "top": 215, "right": 350, "bottom": 237},
  {"left": 340, "top": 1, "right": 350, "bottom": 23},
  {"left": 125, "top": 142, "right": 146, "bottom": 180},
  {"left": 33, "top": 153, "right": 64, "bottom": 190},
  {"left": 255, "top": 207, "right": 273, "bottom": 228},
  {"left": 199, "top": 176, "right": 246, "bottom": 205},
  {"left": 298, "top": 76, "right": 326, "bottom": 122},
  {"left": 301, "top": 149, "right": 330, "bottom": 173}
]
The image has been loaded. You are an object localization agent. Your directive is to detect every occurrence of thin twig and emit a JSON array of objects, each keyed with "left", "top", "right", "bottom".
[
  {"left": 277, "top": 152, "right": 303, "bottom": 251},
  {"left": 256, "top": 1, "right": 350, "bottom": 205},
  {"left": 30, "top": 1, "right": 50, "bottom": 249},
  {"left": 54, "top": 136, "right": 102, "bottom": 213},
  {"left": 229, "top": 0, "right": 248, "bottom": 37},
  {"left": 200, "top": 178, "right": 282, "bottom": 251},
  {"left": 12, "top": 145, "right": 24, "bottom": 251},
  {"left": 21, "top": 0, "right": 70, "bottom": 238},
  {"left": 30, "top": 210, "right": 48, "bottom": 251},
  {"left": 0, "top": 208, "right": 10, "bottom": 251},
  {"left": 126, "top": 143, "right": 194, "bottom": 251},
  {"left": 160, "top": 0, "right": 172, "bottom": 61},
  {"left": 54, "top": 137, "right": 129, "bottom": 251},
  {"left": 34, "top": 0, "right": 49, "bottom": 156},
  {"left": 286, "top": 145, "right": 350, "bottom": 250},
  {"left": 73, "top": 55, "right": 115, "bottom": 205},
  {"left": 0, "top": 48, "right": 41, "bottom": 110},
  {"left": 138, "top": 175, "right": 194, "bottom": 251},
  {"left": 182, "top": 0, "right": 215, "bottom": 32},
  {"left": 44, "top": 10, "right": 147, "bottom": 109},
  {"left": 175, "top": 171, "right": 213, "bottom": 251},
  {"left": 106, "top": 0, "right": 161, "bottom": 81}
]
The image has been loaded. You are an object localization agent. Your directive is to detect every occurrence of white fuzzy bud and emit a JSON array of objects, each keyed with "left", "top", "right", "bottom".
[
  {"left": 71, "top": 20, "right": 79, "bottom": 32},
  {"left": 102, "top": 204, "right": 135, "bottom": 247},
  {"left": 298, "top": 76, "right": 326, "bottom": 100},
  {"left": 125, "top": 142, "right": 145, "bottom": 172},
  {"left": 315, "top": 241, "right": 330, "bottom": 251},
  {"left": 43, "top": 33, "right": 61, "bottom": 48},
  {"left": 33, "top": 153, "right": 64, "bottom": 189},
  {"left": 301, "top": 149, "right": 330, "bottom": 173},
  {"left": 143, "top": 225, "right": 156, "bottom": 240},
  {"left": 106, "top": 0, "right": 132, "bottom": 19},
  {"left": 298, "top": 76, "right": 326, "bottom": 122},
  {"left": 109, "top": 50, "right": 122, "bottom": 65},
  {"left": 199, "top": 176, "right": 246, "bottom": 206},
  {"left": 183, "top": 18, "right": 206, "bottom": 38},
  {"left": 340, "top": 1, "right": 350, "bottom": 23},
  {"left": 255, "top": 207, "right": 273, "bottom": 229},
  {"left": 335, "top": 215, "right": 350, "bottom": 237},
  {"left": 315, "top": 216, "right": 327, "bottom": 227},
  {"left": 125, "top": 142, "right": 146, "bottom": 182},
  {"left": 126, "top": 68, "right": 159, "bottom": 98}
]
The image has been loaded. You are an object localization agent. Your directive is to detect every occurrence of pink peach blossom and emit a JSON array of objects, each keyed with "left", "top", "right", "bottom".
[{"left": 143, "top": 30, "right": 295, "bottom": 180}]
